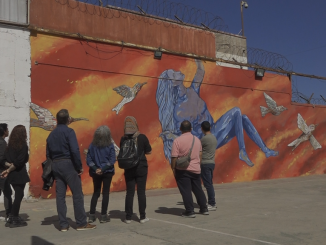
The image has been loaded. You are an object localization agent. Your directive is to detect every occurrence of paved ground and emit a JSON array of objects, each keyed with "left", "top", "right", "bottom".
[{"left": 0, "top": 175, "right": 325, "bottom": 245}]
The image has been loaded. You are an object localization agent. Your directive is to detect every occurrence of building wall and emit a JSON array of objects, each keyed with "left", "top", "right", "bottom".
[
  {"left": 29, "top": 0, "right": 217, "bottom": 59},
  {"left": 215, "top": 32, "right": 248, "bottom": 69},
  {"left": 29, "top": 33, "right": 326, "bottom": 198},
  {"left": 0, "top": 0, "right": 28, "bottom": 24},
  {"left": 0, "top": 24, "right": 31, "bottom": 201}
]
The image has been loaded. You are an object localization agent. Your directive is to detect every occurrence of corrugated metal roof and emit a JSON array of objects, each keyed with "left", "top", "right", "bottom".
[{"left": 0, "top": 0, "right": 27, "bottom": 24}]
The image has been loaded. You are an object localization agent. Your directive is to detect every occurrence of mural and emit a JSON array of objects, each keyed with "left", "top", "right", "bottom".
[
  {"left": 260, "top": 92, "right": 287, "bottom": 117},
  {"left": 156, "top": 60, "right": 278, "bottom": 167},
  {"left": 30, "top": 33, "right": 326, "bottom": 198},
  {"left": 30, "top": 102, "right": 88, "bottom": 130},
  {"left": 112, "top": 82, "right": 147, "bottom": 114},
  {"left": 288, "top": 114, "right": 321, "bottom": 151}
]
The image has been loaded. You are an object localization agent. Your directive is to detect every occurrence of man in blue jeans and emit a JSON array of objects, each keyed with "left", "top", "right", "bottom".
[
  {"left": 200, "top": 121, "right": 218, "bottom": 211},
  {"left": 46, "top": 109, "right": 96, "bottom": 232}
]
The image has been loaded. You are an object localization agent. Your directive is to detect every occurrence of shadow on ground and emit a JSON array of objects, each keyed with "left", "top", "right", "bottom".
[
  {"left": 176, "top": 201, "right": 200, "bottom": 209},
  {"left": 41, "top": 215, "right": 74, "bottom": 230},
  {"left": 31, "top": 236, "right": 55, "bottom": 245},
  {"left": 108, "top": 210, "right": 139, "bottom": 222},
  {"left": 155, "top": 207, "right": 185, "bottom": 216}
]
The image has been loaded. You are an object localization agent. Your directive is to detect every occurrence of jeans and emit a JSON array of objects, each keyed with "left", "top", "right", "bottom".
[
  {"left": 124, "top": 166, "right": 147, "bottom": 220},
  {"left": 175, "top": 169, "right": 207, "bottom": 213},
  {"left": 201, "top": 164, "right": 216, "bottom": 206},
  {"left": 0, "top": 177, "right": 12, "bottom": 216},
  {"left": 11, "top": 184, "right": 25, "bottom": 217},
  {"left": 90, "top": 172, "right": 113, "bottom": 215},
  {"left": 52, "top": 160, "right": 87, "bottom": 228}
]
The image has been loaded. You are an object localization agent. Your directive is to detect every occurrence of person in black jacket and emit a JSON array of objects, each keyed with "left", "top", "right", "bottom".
[
  {"left": 0, "top": 124, "right": 12, "bottom": 220},
  {"left": 46, "top": 109, "right": 96, "bottom": 232},
  {"left": 1, "top": 125, "right": 29, "bottom": 228},
  {"left": 120, "top": 116, "right": 152, "bottom": 224}
]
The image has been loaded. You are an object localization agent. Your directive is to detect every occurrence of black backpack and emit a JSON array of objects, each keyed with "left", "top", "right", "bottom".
[{"left": 117, "top": 138, "right": 140, "bottom": 169}]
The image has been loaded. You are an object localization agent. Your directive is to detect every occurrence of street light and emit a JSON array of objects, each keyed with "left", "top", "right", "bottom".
[{"left": 240, "top": 1, "right": 248, "bottom": 37}]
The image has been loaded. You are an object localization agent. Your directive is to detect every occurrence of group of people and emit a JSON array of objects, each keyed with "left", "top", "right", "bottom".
[
  {"left": 0, "top": 108, "right": 218, "bottom": 231},
  {"left": 0, "top": 123, "right": 30, "bottom": 228}
]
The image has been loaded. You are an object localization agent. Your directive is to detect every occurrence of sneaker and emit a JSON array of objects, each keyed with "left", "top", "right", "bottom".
[
  {"left": 140, "top": 217, "right": 149, "bottom": 224},
  {"left": 5, "top": 215, "right": 13, "bottom": 227},
  {"left": 207, "top": 204, "right": 217, "bottom": 211},
  {"left": 10, "top": 216, "right": 27, "bottom": 228},
  {"left": 60, "top": 226, "right": 69, "bottom": 232},
  {"left": 100, "top": 214, "right": 110, "bottom": 223},
  {"left": 124, "top": 219, "right": 131, "bottom": 224},
  {"left": 181, "top": 212, "right": 196, "bottom": 218},
  {"left": 199, "top": 209, "right": 209, "bottom": 215},
  {"left": 76, "top": 223, "right": 96, "bottom": 231},
  {"left": 88, "top": 214, "right": 96, "bottom": 223}
]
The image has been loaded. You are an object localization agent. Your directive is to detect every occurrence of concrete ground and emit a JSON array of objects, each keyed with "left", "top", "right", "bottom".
[{"left": 0, "top": 175, "right": 325, "bottom": 245}]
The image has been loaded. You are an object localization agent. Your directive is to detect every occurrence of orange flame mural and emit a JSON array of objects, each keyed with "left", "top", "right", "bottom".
[{"left": 30, "top": 33, "right": 326, "bottom": 198}]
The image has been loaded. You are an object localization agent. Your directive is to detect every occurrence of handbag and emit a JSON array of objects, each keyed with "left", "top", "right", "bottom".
[{"left": 176, "top": 136, "right": 195, "bottom": 170}]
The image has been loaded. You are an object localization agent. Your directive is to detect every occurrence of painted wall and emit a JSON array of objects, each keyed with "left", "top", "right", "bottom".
[
  {"left": 30, "top": 33, "right": 326, "bottom": 198},
  {"left": 0, "top": 25, "right": 31, "bottom": 201}
]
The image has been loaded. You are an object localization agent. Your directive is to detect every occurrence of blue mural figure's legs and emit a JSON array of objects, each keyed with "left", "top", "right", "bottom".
[
  {"left": 211, "top": 107, "right": 254, "bottom": 167},
  {"left": 242, "top": 115, "right": 279, "bottom": 158}
]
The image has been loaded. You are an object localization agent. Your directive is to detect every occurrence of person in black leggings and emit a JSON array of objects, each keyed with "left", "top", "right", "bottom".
[
  {"left": 86, "top": 125, "right": 116, "bottom": 223},
  {"left": 1, "top": 125, "right": 30, "bottom": 228},
  {"left": 120, "top": 116, "right": 152, "bottom": 224}
]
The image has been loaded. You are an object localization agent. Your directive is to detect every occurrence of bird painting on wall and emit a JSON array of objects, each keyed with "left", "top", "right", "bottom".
[
  {"left": 260, "top": 92, "right": 287, "bottom": 117},
  {"left": 288, "top": 113, "right": 321, "bottom": 151},
  {"left": 30, "top": 102, "right": 89, "bottom": 131},
  {"left": 112, "top": 82, "right": 147, "bottom": 115}
]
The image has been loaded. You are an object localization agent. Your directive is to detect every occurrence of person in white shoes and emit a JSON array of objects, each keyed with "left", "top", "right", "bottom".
[
  {"left": 120, "top": 117, "right": 152, "bottom": 224},
  {"left": 200, "top": 121, "right": 218, "bottom": 211}
]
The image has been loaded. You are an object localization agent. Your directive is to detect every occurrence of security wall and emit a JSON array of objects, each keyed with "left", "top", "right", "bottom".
[{"left": 29, "top": 33, "right": 326, "bottom": 198}]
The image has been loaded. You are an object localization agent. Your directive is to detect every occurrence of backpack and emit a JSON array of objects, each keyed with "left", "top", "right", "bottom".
[{"left": 117, "top": 137, "right": 140, "bottom": 169}]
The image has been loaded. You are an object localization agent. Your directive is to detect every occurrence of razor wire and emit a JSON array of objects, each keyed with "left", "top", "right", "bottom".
[
  {"left": 292, "top": 77, "right": 326, "bottom": 106},
  {"left": 56, "top": 0, "right": 228, "bottom": 32}
]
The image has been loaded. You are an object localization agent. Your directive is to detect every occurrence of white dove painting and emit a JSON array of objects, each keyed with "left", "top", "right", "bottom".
[
  {"left": 260, "top": 92, "right": 287, "bottom": 117},
  {"left": 30, "top": 102, "right": 89, "bottom": 131},
  {"left": 288, "top": 113, "right": 321, "bottom": 151},
  {"left": 112, "top": 82, "right": 147, "bottom": 115}
]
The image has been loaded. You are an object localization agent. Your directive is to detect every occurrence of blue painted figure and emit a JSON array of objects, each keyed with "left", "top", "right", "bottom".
[{"left": 156, "top": 60, "right": 278, "bottom": 167}]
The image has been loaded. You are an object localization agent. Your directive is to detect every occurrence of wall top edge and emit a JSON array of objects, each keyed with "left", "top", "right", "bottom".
[
  {"left": 0, "top": 19, "right": 29, "bottom": 29},
  {"left": 69, "top": 1, "right": 246, "bottom": 40}
]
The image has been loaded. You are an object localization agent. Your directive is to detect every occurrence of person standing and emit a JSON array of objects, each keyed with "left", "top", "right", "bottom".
[
  {"left": 46, "top": 109, "right": 95, "bottom": 232},
  {"left": 1, "top": 125, "right": 29, "bottom": 228},
  {"left": 0, "top": 124, "right": 12, "bottom": 221},
  {"left": 86, "top": 126, "right": 116, "bottom": 223},
  {"left": 171, "top": 120, "right": 208, "bottom": 218},
  {"left": 120, "top": 116, "right": 152, "bottom": 224},
  {"left": 200, "top": 121, "right": 218, "bottom": 211}
]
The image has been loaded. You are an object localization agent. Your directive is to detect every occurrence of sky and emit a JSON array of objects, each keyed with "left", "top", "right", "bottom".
[{"left": 176, "top": 0, "right": 326, "bottom": 103}]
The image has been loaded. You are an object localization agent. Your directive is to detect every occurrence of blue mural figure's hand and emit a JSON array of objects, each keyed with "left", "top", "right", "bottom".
[{"left": 156, "top": 59, "right": 278, "bottom": 166}]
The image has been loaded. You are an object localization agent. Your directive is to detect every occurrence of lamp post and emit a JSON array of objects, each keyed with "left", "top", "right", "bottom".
[{"left": 240, "top": 1, "right": 248, "bottom": 37}]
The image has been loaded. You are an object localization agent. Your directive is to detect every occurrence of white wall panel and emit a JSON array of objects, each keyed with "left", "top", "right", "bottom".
[{"left": 0, "top": 0, "right": 27, "bottom": 24}]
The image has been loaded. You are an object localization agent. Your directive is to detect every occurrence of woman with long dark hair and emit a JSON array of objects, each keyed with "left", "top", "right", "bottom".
[
  {"left": 86, "top": 125, "right": 116, "bottom": 223},
  {"left": 120, "top": 116, "right": 152, "bottom": 224},
  {"left": 1, "top": 125, "right": 30, "bottom": 228}
]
